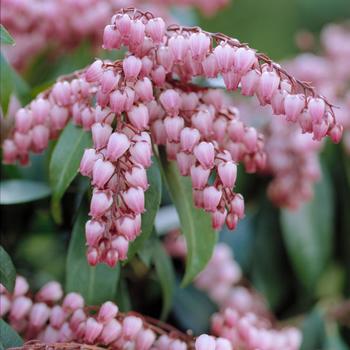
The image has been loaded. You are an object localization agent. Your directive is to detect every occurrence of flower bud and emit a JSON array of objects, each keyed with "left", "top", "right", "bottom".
[
  {"left": 122, "top": 187, "right": 145, "bottom": 214},
  {"left": 125, "top": 166, "right": 148, "bottom": 190},
  {"left": 92, "top": 123, "right": 113, "bottom": 149},
  {"left": 214, "top": 44, "right": 235, "bottom": 73},
  {"left": 31, "top": 98, "right": 50, "bottom": 124},
  {"left": 62, "top": 292, "right": 84, "bottom": 312},
  {"left": 146, "top": 17, "right": 165, "bottom": 43},
  {"left": 195, "top": 334, "right": 216, "bottom": 350},
  {"left": 128, "top": 104, "right": 150, "bottom": 130},
  {"left": 164, "top": 116, "right": 184, "bottom": 142},
  {"left": 159, "top": 89, "right": 181, "bottom": 116},
  {"left": 80, "top": 149, "right": 101, "bottom": 177},
  {"left": 15, "top": 108, "right": 32, "bottom": 133},
  {"left": 37, "top": 281, "right": 63, "bottom": 302},
  {"left": 85, "top": 60, "right": 103, "bottom": 83},
  {"left": 29, "top": 302, "right": 50, "bottom": 328},
  {"left": 92, "top": 159, "right": 115, "bottom": 189},
  {"left": 100, "top": 319, "right": 122, "bottom": 344},
  {"left": 189, "top": 32, "right": 211, "bottom": 61},
  {"left": 103, "top": 25, "right": 122, "bottom": 50},
  {"left": 98, "top": 301, "right": 119, "bottom": 323},
  {"left": 122, "top": 315, "right": 143, "bottom": 340},
  {"left": 106, "top": 132, "right": 130, "bottom": 161},
  {"left": 203, "top": 186, "right": 222, "bottom": 212},
  {"left": 130, "top": 141, "right": 152, "bottom": 168},
  {"left": 85, "top": 317, "right": 103, "bottom": 343},
  {"left": 218, "top": 161, "right": 237, "bottom": 188},
  {"left": 123, "top": 56, "right": 142, "bottom": 81},
  {"left": 90, "top": 191, "right": 113, "bottom": 217},
  {"left": 85, "top": 220, "right": 105, "bottom": 246},
  {"left": 194, "top": 142, "right": 215, "bottom": 169}
]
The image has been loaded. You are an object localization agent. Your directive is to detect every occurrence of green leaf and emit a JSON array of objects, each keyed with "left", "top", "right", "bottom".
[
  {"left": 49, "top": 123, "right": 91, "bottom": 223},
  {"left": 115, "top": 276, "right": 132, "bottom": 312},
  {"left": 0, "top": 25, "right": 14, "bottom": 45},
  {"left": 300, "top": 309, "right": 326, "bottom": 350},
  {"left": 0, "top": 53, "right": 31, "bottom": 115},
  {"left": 66, "top": 208, "right": 120, "bottom": 305},
  {"left": 172, "top": 276, "right": 217, "bottom": 334},
  {"left": 281, "top": 168, "right": 334, "bottom": 290},
  {"left": 0, "top": 180, "right": 51, "bottom": 205},
  {"left": 0, "top": 319, "right": 23, "bottom": 349},
  {"left": 126, "top": 159, "right": 162, "bottom": 261},
  {"left": 159, "top": 149, "right": 216, "bottom": 286},
  {"left": 152, "top": 239, "right": 175, "bottom": 320},
  {"left": 0, "top": 246, "right": 16, "bottom": 292},
  {"left": 251, "top": 199, "right": 292, "bottom": 310}
]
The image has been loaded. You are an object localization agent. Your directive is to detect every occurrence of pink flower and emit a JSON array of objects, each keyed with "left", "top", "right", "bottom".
[
  {"left": 122, "top": 187, "right": 145, "bottom": 214},
  {"left": 90, "top": 191, "right": 113, "bottom": 217},
  {"left": 218, "top": 161, "right": 237, "bottom": 188},
  {"left": 106, "top": 132, "right": 130, "bottom": 161},
  {"left": 203, "top": 186, "right": 222, "bottom": 212},
  {"left": 92, "top": 159, "right": 115, "bottom": 189},
  {"left": 194, "top": 142, "right": 215, "bottom": 169},
  {"left": 195, "top": 334, "right": 216, "bottom": 350},
  {"left": 123, "top": 56, "right": 142, "bottom": 81}
]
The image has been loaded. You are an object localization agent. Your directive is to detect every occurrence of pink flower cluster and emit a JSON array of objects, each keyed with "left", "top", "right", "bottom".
[
  {"left": 1, "top": 276, "right": 232, "bottom": 350},
  {"left": 286, "top": 23, "right": 350, "bottom": 154},
  {"left": 1, "top": 0, "right": 229, "bottom": 69},
  {"left": 2, "top": 8, "right": 344, "bottom": 266},
  {"left": 2, "top": 77, "right": 93, "bottom": 166},
  {"left": 164, "top": 235, "right": 302, "bottom": 350},
  {"left": 102, "top": 9, "right": 342, "bottom": 145}
]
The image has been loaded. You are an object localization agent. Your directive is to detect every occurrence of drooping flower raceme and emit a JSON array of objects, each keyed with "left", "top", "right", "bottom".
[
  {"left": 2, "top": 8, "right": 343, "bottom": 267},
  {"left": 0, "top": 276, "right": 230, "bottom": 350},
  {"left": 164, "top": 234, "right": 302, "bottom": 350}
]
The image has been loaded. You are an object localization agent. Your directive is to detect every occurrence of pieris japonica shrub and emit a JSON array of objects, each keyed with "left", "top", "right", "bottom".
[{"left": 0, "top": 3, "right": 349, "bottom": 350}]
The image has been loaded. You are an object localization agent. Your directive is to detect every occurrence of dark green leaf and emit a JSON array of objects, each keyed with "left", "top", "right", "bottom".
[
  {"left": 152, "top": 239, "right": 175, "bottom": 320},
  {"left": 66, "top": 208, "right": 120, "bottom": 305},
  {"left": 0, "top": 180, "right": 51, "bottom": 205},
  {"left": 281, "top": 168, "right": 334, "bottom": 290},
  {"left": 0, "top": 25, "right": 14, "bottom": 45},
  {"left": 172, "top": 276, "right": 217, "bottom": 334},
  {"left": 159, "top": 149, "right": 216, "bottom": 286},
  {"left": 0, "top": 246, "right": 16, "bottom": 292},
  {"left": 251, "top": 199, "right": 292, "bottom": 310},
  {"left": 300, "top": 309, "right": 326, "bottom": 350},
  {"left": 0, "top": 53, "right": 31, "bottom": 115},
  {"left": 0, "top": 319, "right": 23, "bottom": 349},
  {"left": 49, "top": 123, "right": 91, "bottom": 223},
  {"left": 115, "top": 276, "right": 132, "bottom": 312},
  {"left": 126, "top": 159, "right": 162, "bottom": 261}
]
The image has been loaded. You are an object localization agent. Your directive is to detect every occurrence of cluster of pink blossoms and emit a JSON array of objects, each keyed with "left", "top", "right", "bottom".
[
  {"left": 164, "top": 234, "right": 302, "bottom": 350},
  {"left": 1, "top": 276, "right": 233, "bottom": 350},
  {"left": 1, "top": 0, "right": 229, "bottom": 69},
  {"left": 286, "top": 23, "right": 350, "bottom": 155},
  {"left": 2, "top": 8, "right": 344, "bottom": 267}
]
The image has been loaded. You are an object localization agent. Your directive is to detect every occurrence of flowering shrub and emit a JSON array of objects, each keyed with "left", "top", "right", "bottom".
[{"left": 0, "top": 3, "right": 349, "bottom": 350}]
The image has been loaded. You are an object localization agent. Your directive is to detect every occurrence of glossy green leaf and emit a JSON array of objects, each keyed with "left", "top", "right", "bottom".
[
  {"left": 126, "top": 159, "right": 162, "bottom": 261},
  {"left": 281, "top": 168, "right": 334, "bottom": 290},
  {"left": 300, "top": 309, "right": 326, "bottom": 350},
  {"left": 0, "top": 246, "right": 16, "bottom": 292},
  {"left": 49, "top": 123, "right": 91, "bottom": 223},
  {"left": 0, "top": 25, "right": 14, "bottom": 45},
  {"left": 159, "top": 149, "right": 216, "bottom": 286},
  {"left": 0, "top": 319, "right": 23, "bottom": 349},
  {"left": 153, "top": 239, "right": 175, "bottom": 320},
  {"left": 172, "top": 276, "right": 217, "bottom": 334},
  {"left": 66, "top": 208, "right": 120, "bottom": 305},
  {"left": 0, "top": 53, "right": 31, "bottom": 115},
  {"left": 0, "top": 180, "right": 51, "bottom": 205}
]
